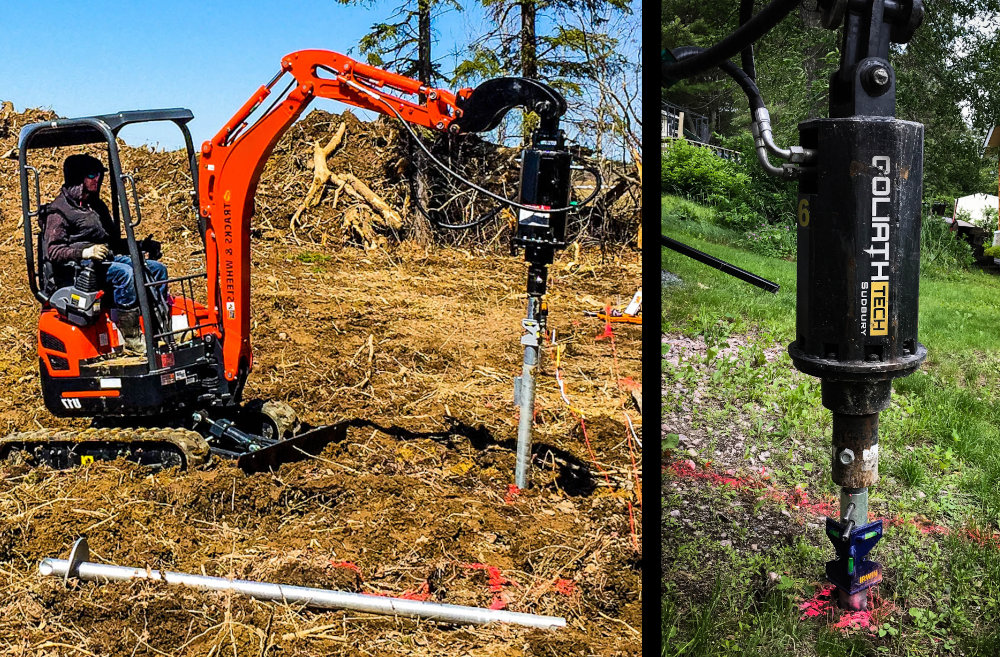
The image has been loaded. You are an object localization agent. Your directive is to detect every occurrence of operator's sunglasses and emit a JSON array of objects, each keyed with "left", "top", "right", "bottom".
[{"left": 85, "top": 172, "right": 102, "bottom": 179}]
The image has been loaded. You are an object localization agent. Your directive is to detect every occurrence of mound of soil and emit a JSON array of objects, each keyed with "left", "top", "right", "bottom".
[{"left": 0, "top": 102, "right": 641, "bottom": 655}]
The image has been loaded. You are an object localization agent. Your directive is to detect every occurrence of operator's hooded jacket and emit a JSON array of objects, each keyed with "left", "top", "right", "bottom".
[{"left": 41, "top": 155, "right": 126, "bottom": 285}]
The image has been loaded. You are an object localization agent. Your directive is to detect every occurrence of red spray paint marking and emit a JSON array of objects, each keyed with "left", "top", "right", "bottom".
[
  {"left": 888, "top": 520, "right": 1000, "bottom": 545},
  {"left": 666, "top": 459, "right": 764, "bottom": 491},
  {"left": 554, "top": 578, "right": 576, "bottom": 596},
  {"left": 400, "top": 580, "right": 431, "bottom": 601},
  {"left": 463, "top": 563, "right": 511, "bottom": 592},
  {"left": 618, "top": 377, "right": 641, "bottom": 392},
  {"left": 798, "top": 584, "right": 896, "bottom": 631},
  {"left": 666, "top": 458, "right": 1000, "bottom": 632},
  {"left": 784, "top": 485, "right": 839, "bottom": 518},
  {"left": 328, "top": 562, "right": 431, "bottom": 601},
  {"left": 665, "top": 459, "right": 858, "bottom": 522},
  {"left": 963, "top": 526, "right": 1000, "bottom": 546},
  {"left": 668, "top": 459, "right": 961, "bottom": 526},
  {"left": 330, "top": 561, "right": 362, "bottom": 575},
  {"left": 883, "top": 514, "right": 950, "bottom": 537},
  {"left": 462, "top": 562, "right": 516, "bottom": 609},
  {"left": 504, "top": 484, "right": 521, "bottom": 504},
  {"left": 596, "top": 307, "right": 614, "bottom": 341}
]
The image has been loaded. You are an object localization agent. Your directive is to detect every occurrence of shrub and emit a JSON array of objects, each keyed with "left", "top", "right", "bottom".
[
  {"left": 661, "top": 194, "right": 718, "bottom": 224},
  {"left": 921, "top": 211, "right": 975, "bottom": 275},
  {"left": 661, "top": 134, "right": 801, "bottom": 247},
  {"left": 982, "top": 207, "right": 997, "bottom": 242},
  {"left": 719, "top": 132, "right": 798, "bottom": 226},
  {"left": 661, "top": 138, "right": 750, "bottom": 216},
  {"left": 741, "top": 220, "right": 796, "bottom": 259}
]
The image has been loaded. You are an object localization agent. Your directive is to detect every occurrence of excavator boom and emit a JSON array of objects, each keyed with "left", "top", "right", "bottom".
[{"left": 198, "top": 50, "right": 472, "bottom": 383}]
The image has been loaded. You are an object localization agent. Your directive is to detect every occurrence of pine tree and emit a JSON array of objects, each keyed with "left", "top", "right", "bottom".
[{"left": 338, "top": 0, "right": 461, "bottom": 86}]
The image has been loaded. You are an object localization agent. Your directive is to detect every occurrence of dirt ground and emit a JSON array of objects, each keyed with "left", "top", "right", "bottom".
[{"left": 0, "top": 105, "right": 641, "bottom": 655}]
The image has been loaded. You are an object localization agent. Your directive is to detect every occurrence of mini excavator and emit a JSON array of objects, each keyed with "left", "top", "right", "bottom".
[
  {"left": 2, "top": 51, "right": 580, "bottom": 477},
  {"left": 665, "top": 0, "right": 926, "bottom": 611}
]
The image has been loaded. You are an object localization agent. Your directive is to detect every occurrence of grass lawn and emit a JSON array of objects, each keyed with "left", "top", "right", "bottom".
[{"left": 662, "top": 195, "right": 1000, "bottom": 656}]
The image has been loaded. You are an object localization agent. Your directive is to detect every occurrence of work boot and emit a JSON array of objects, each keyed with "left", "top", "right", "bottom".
[{"left": 115, "top": 308, "right": 146, "bottom": 355}]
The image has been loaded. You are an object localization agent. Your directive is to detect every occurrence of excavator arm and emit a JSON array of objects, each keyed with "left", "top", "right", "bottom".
[{"left": 197, "top": 50, "right": 565, "bottom": 383}]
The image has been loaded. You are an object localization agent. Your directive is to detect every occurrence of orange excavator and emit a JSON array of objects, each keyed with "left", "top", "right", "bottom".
[{"left": 3, "top": 50, "right": 585, "bottom": 476}]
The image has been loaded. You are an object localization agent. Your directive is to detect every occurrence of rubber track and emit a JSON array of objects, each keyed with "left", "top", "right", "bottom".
[{"left": 0, "top": 427, "right": 211, "bottom": 469}]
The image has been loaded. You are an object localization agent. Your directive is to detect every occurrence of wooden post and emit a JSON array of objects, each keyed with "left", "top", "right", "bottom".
[{"left": 677, "top": 111, "right": 685, "bottom": 139}]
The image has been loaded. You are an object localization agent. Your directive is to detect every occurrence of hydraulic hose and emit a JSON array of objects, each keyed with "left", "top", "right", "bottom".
[
  {"left": 670, "top": 46, "right": 814, "bottom": 177},
  {"left": 671, "top": 46, "right": 764, "bottom": 111},
  {"left": 329, "top": 70, "right": 602, "bottom": 216},
  {"left": 416, "top": 164, "right": 603, "bottom": 232},
  {"left": 739, "top": 0, "right": 758, "bottom": 81},
  {"left": 662, "top": 0, "right": 801, "bottom": 81}
]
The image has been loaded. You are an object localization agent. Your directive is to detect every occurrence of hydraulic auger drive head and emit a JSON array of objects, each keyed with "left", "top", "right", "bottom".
[
  {"left": 663, "top": 0, "right": 926, "bottom": 612},
  {"left": 789, "top": 0, "right": 925, "bottom": 611}
]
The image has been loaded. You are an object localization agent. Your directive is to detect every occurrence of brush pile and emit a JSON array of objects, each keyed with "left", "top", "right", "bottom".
[{"left": 0, "top": 102, "right": 639, "bottom": 250}]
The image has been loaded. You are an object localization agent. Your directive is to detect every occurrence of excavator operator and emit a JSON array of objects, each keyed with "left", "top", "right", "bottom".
[{"left": 41, "top": 154, "right": 169, "bottom": 352}]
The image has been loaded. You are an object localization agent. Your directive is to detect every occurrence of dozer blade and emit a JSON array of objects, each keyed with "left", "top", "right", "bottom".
[
  {"left": 236, "top": 422, "right": 351, "bottom": 473},
  {"left": 0, "top": 427, "right": 211, "bottom": 470}
]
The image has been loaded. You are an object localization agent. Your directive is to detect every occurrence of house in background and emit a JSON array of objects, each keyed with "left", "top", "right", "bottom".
[
  {"left": 954, "top": 193, "right": 1000, "bottom": 227},
  {"left": 940, "top": 194, "right": 999, "bottom": 266},
  {"left": 661, "top": 101, "right": 740, "bottom": 160},
  {"left": 661, "top": 101, "right": 710, "bottom": 142}
]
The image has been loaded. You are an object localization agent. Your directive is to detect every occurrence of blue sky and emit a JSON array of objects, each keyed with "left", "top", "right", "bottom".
[{"left": 2, "top": 0, "right": 492, "bottom": 148}]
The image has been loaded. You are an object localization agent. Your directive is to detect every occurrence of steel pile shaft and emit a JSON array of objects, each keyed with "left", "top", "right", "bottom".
[
  {"left": 38, "top": 558, "right": 565, "bottom": 629},
  {"left": 515, "top": 295, "right": 542, "bottom": 489},
  {"left": 837, "top": 487, "right": 870, "bottom": 611},
  {"left": 514, "top": 342, "right": 537, "bottom": 489}
]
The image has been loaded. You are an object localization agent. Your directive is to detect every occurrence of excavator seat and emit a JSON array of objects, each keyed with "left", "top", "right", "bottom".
[{"left": 35, "top": 204, "right": 71, "bottom": 297}]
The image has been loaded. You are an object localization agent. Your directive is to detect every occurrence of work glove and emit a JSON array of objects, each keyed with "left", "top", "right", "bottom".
[
  {"left": 140, "top": 235, "right": 162, "bottom": 260},
  {"left": 81, "top": 244, "right": 110, "bottom": 260}
]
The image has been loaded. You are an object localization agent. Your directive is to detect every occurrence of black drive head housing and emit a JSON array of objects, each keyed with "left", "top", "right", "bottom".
[{"left": 789, "top": 116, "right": 926, "bottom": 383}]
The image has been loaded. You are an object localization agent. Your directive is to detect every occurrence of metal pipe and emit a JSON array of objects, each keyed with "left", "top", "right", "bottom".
[
  {"left": 823, "top": 379, "right": 886, "bottom": 612},
  {"left": 661, "top": 235, "right": 780, "bottom": 293},
  {"left": 514, "top": 297, "right": 542, "bottom": 489},
  {"left": 831, "top": 412, "right": 880, "bottom": 488},
  {"left": 840, "top": 487, "right": 869, "bottom": 530},
  {"left": 753, "top": 107, "right": 818, "bottom": 163},
  {"left": 39, "top": 549, "right": 565, "bottom": 629},
  {"left": 749, "top": 109, "right": 815, "bottom": 180},
  {"left": 837, "top": 487, "right": 870, "bottom": 611},
  {"left": 752, "top": 135, "right": 791, "bottom": 178}
]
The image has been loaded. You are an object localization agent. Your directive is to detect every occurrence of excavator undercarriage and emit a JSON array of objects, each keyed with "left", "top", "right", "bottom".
[
  {"left": 0, "top": 403, "right": 352, "bottom": 474},
  {"left": 0, "top": 427, "right": 211, "bottom": 470}
]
